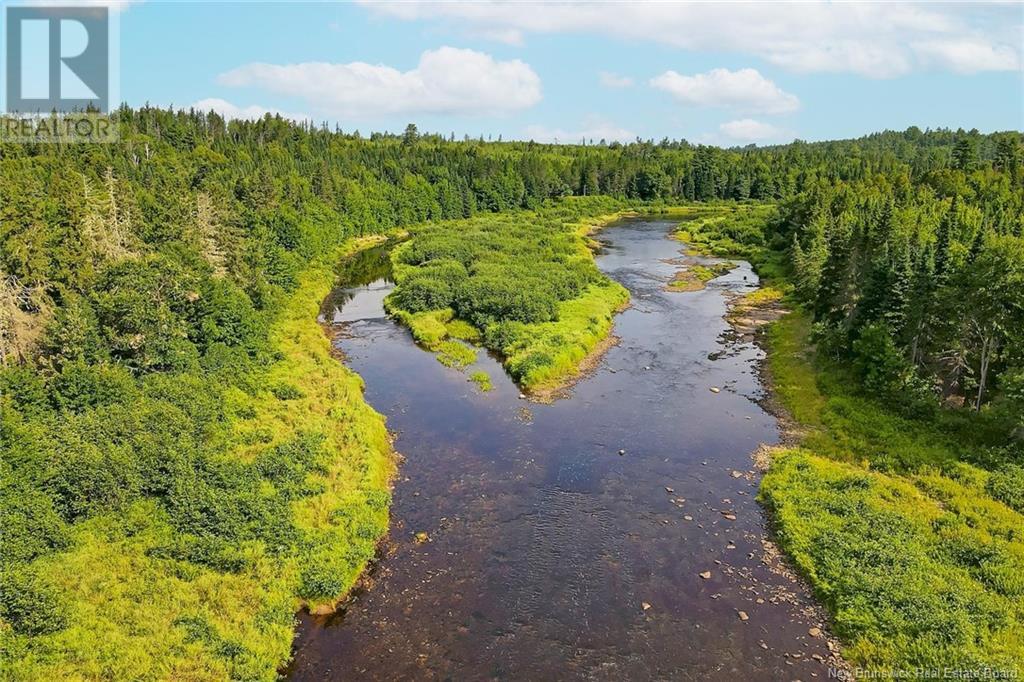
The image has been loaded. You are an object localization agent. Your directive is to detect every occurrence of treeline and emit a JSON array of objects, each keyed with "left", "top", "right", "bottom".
[
  {"left": 3, "top": 106, "right": 1016, "bottom": 375},
  {"left": 772, "top": 147, "right": 1023, "bottom": 426}
]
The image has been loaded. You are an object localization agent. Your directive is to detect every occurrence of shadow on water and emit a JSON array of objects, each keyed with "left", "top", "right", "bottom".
[
  {"left": 318, "top": 243, "right": 396, "bottom": 325},
  {"left": 289, "top": 219, "right": 835, "bottom": 681}
]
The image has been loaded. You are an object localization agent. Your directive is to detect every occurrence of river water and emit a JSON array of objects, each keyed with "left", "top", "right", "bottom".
[{"left": 289, "top": 218, "right": 835, "bottom": 681}]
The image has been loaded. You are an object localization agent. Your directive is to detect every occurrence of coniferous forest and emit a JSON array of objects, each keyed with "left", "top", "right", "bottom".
[{"left": 1, "top": 108, "right": 1022, "bottom": 678}]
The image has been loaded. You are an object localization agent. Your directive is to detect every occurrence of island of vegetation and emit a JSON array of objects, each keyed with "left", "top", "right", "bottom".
[
  {"left": 0, "top": 110, "right": 1021, "bottom": 679},
  {"left": 385, "top": 198, "right": 631, "bottom": 396}
]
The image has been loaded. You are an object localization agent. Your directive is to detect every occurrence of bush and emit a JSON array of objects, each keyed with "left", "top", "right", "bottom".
[
  {"left": 986, "top": 465, "right": 1024, "bottom": 514},
  {"left": 0, "top": 567, "right": 67, "bottom": 636},
  {"left": 51, "top": 360, "right": 137, "bottom": 413}
]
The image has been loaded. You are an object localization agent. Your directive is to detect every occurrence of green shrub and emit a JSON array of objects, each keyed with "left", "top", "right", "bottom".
[
  {"left": 51, "top": 360, "right": 137, "bottom": 413},
  {"left": 987, "top": 465, "right": 1024, "bottom": 514}
]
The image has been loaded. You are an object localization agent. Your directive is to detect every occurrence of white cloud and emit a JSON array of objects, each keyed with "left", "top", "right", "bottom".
[
  {"left": 358, "top": 1, "right": 1022, "bottom": 78},
  {"left": 719, "top": 118, "right": 787, "bottom": 143},
  {"left": 650, "top": 68, "right": 799, "bottom": 114},
  {"left": 767, "top": 42, "right": 913, "bottom": 79},
  {"left": 474, "top": 28, "right": 524, "bottom": 46},
  {"left": 913, "top": 40, "right": 1021, "bottom": 74},
  {"left": 191, "top": 98, "right": 309, "bottom": 122},
  {"left": 217, "top": 46, "right": 541, "bottom": 118},
  {"left": 599, "top": 71, "right": 634, "bottom": 88},
  {"left": 523, "top": 116, "right": 635, "bottom": 144}
]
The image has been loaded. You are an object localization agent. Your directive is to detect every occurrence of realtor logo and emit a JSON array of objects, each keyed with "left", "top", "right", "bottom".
[{"left": 5, "top": 5, "right": 110, "bottom": 113}]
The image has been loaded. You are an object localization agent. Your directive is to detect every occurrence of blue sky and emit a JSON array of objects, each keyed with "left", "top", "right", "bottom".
[{"left": 115, "top": 1, "right": 1023, "bottom": 145}]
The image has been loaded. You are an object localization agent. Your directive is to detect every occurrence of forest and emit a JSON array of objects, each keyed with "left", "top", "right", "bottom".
[{"left": 0, "top": 107, "right": 1022, "bottom": 678}]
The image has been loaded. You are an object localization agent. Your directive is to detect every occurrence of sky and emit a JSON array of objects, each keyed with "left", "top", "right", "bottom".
[{"left": 108, "top": 1, "right": 1024, "bottom": 145}]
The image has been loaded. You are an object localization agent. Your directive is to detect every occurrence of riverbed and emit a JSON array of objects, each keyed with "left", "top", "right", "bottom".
[{"left": 288, "top": 218, "right": 835, "bottom": 680}]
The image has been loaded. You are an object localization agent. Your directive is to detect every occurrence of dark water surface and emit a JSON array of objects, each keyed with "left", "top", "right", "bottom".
[{"left": 289, "top": 219, "right": 833, "bottom": 681}]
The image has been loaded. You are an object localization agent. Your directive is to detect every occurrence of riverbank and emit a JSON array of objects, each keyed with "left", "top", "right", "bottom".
[
  {"left": 289, "top": 215, "right": 842, "bottom": 680},
  {"left": 0, "top": 236, "right": 397, "bottom": 681},
  {"left": 683, "top": 205, "right": 1024, "bottom": 674},
  {"left": 757, "top": 311, "right": 1024, "bottom": 674},
  {"left": 269, "top": 236, "right": 397, "bottom": 617}
]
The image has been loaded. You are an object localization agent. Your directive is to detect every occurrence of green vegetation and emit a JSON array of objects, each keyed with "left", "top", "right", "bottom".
[
  {"left": 760, "top": 313, "right": 1024, "bottom": 672},
  {"left": 0, "top": 241, "right": 394, "bottom": 680},
  {"left": 385, "top": 197, "right": 631, "bottom": 393},
  {"left": 666, "top": 260, "right": 735, "bottom": 292},
  {"left": 668, "top": 142, "right": 1024, "bottom": 672},
  {"left": 0, "top": 106, "right": 1020, "bottom": 679},
  {"left": 469, "top": 371, "right": 493, "bottom": 392},
  {"left": 672, "top": 203, "right": 790, "bottom": 283},
  {"left": 436, "top": 340, "right": 477, "bottom": 369}
]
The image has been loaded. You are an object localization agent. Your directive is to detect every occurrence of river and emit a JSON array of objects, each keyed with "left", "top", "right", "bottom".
[{"left": 288, "top": 218, "right": 836, "bottom": 681}]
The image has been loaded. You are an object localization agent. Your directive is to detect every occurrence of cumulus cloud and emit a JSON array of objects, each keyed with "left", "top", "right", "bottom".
[
  {"left": 217, "top": 46, "right": 541, "bottom": 118},
  {"left": 358, "top": 1, "right": 1022, "bottom": 78},
  {"left": 913, "top": 40, "right": 1021, "bottom": 74},
  {"left": 718, "top": 118, "right": 787, "bottom": 143},
  {"left": 650, "top": 68, "right": 799, "bottom": 114},
  {"left": 192, "top": 98, "right": 309, "bottom": 122},
  {"left": 599, "top": 71, "right": 634, "bottom": 88},
  {"left": 523, "top": 116, "right": 635, "bottom": 144}
]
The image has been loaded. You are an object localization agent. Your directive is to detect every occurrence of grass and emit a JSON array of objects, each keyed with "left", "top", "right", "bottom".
[
  {"left": 670, "top": 203, "right": 790, "bottom": 284},
  {"left": 469, "top": 371, "right": 493, "bottom": 392},
  {"left": 758, "top": 311, "right": 1024, "bottom": 674},
  {"left": 734, "top": 285, "right": 785, "bottom": 308},
  {"left": 390, "top": 308, "right": 452, "bottom": 348},
  {"left": 0, "top": 239, "right": 395, "bottom": 681},
  {"left": 666, "top": 261, "right": 734, "bottom": 292},
  {"left": 436, "top": 340, "right": 477, "bottom": 369},
  {"left": 501, "top": 281, "right": 628, "bottom": 391}
]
